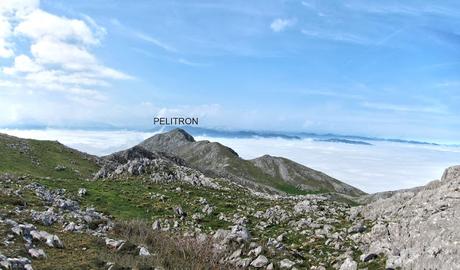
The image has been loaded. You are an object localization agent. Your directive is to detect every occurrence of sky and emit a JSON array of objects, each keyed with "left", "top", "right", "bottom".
[{"left": 0, "top": 0, "right": 460, "bottom": 142}]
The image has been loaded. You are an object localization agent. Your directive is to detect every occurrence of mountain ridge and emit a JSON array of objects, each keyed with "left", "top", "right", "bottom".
[{"left": 139, "top": 128, "right": 365, "bottom": 196}]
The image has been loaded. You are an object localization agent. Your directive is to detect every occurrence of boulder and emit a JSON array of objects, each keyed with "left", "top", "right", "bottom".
[
  {"left": 28, "top": 248, "right": 46, "bottom": 259},
  {"left": 105, "top": 238, "right": 125, "bottom": 250},
  {"left": 251, "top": 255, "right": 269, "bottom": 268},
  {"left": 279, "top": 258, "right": 296, "bottom": 269}
]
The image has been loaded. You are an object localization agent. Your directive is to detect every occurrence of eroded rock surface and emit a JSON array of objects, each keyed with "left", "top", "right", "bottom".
[{"left": 353, "top": 165, "right": 460, "bottom": 269}]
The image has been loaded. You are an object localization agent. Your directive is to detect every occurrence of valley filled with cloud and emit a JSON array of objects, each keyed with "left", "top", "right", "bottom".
[{"left": 3, "top": 128, "right": 458, "bottom": 193}]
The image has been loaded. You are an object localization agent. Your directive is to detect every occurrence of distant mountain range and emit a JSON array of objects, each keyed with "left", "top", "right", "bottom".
[
  {"left": 2, "top": 124, "right": 456, "bottom": 147},
  {"left": 157, "top": 126, "right": 448, "bottom": 147}
]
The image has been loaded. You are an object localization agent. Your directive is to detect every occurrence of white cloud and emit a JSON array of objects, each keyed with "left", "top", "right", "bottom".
[
  {"left": 0, "top": 0, "right": 39, "bottom": 17},
  {"left": 24, "top": 70, "right": 108, "bottom": 89},
  {"left": 0, "top": 79, "right": 19, "bottom": 88},
  {"left": 3, "top": 54, "right": 42, "bottom": 74},
  {"left": 0, "top": 0, "right": 40, "bottom": 58},
  {"left": 0, "top": 0, "right": 131, "bottom": 101},
  {"left": 0, "top": 12, "right": 14, "bottom": 57},
  {"left": 270, "top": 18, "right": 296, "bottom": 32},
  {"left": 30, "top": 37, "right": 97, "bottom": 67},
  {"left": 194, "top": 136, "right": 460, "bottom": 193},
  {"left": 0, "top": 39, "right": 14, "bottom": 58},
  {"left": 15, "top": 9, "right": 102, "bottom": 45}
]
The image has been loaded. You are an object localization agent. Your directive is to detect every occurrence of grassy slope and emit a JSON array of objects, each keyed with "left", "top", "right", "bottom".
[
  {"left": 0, "top": 133, "right": 385, "bottom": 269},
  {"left": 227, "top": 157, "right": 326, "bottom": 195},
  {"left": 0, "top": 133, "right": 99, "bottom": 179},
  {"left": 0, "top": 176, "right": 385, "bottom": 269}
]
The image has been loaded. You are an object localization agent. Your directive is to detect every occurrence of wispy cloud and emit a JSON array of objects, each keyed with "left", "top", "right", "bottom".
[
  {"left": 134, "top": 32, "right": 177, "bottom": 52},
  {"left": 270, "top": 18, "right": 296, "bottom": 32},
  {"left": 301, "top": 29, "right": 370, "bottom": 45},
  {"left": 300, "top": 90, "right": 364, "bottom": 100},
  {"left": 110, "top": 18, "right": 176, "bottom": 53},
  {"left": 345, "top": 2, "right": 460, "bottom": 18},
  {"left": 177, "top": 58, "right": 209, "bottom": 67},
  {"left": 434, "top": 81, "right": 460, "bottom": 88},
  {"left": 361, "top": 102, "right": 448, "bottom": 114}
]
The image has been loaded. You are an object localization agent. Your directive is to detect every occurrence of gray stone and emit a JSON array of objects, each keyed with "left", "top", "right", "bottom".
[
  {"left": 31, "top": 209, "right": 59, "bottom": 226},
  {"left": 251, "top": 255, "right": 269, "bottom": 268},
  {"left": 279, "top": 258, "right": 296, "bottom": 269},
  {"left": 235, "top": 257, "right": 252, "bottom": 268},
  {"left": 78, "top": 188, "right": 87, "bottom": 197},
  {"left": 152, "top": 220, "right": 161, "bottom": 230},
  {"left": 28, "top": 248, "right": 46, "bottom": 259},
  {"left": 228, "top": 248, "right": 242, "bottom": 261},
  {"left": 339, "top": 257, "right": 357, "bottom": 270},
  {"left": 139, "top": 246, "right": 151, "bottom": 256},
  {"left": 105, "top": 238, "right": 125, "bottom": 250},
  {"left": 248, "top": 246, "right": 262, "bottom": 257},
  {"left": 227, "top": 225, "right": 250, "bottom": 243}
]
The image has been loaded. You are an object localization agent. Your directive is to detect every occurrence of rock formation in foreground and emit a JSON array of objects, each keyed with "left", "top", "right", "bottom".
[{"left": 351, "top": 165, "right": 460, "bottom": 269}]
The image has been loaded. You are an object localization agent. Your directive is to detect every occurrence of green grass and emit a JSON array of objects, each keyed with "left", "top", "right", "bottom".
[
  {"left": 0, "top": 134, "right": 99, "bottom": 179},
  {"left": 36, "top": 177, "right": 251, "bottom": 229}
]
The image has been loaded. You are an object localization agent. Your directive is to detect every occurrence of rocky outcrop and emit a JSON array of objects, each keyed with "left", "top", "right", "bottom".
[
  {"left": 94, "top": 146, "right": 220, "bottom": 189},
  {"left": 0, "top": 253, "right": 32, "bottom": 270},
  {"left": 24, "top": 183, "right": 113, "bottom": 236},
  {"left": 352, "top": 165, "right": 460, "bottom": 269}
]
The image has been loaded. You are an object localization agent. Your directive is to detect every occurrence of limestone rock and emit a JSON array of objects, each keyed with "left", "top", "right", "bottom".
[
  {"left": 251, "top": 255, "right": 269, "bottom": 268},
  {"left": 279, "top": 258, "right": 296, "bottom": 269},
  {"left": 139, "top": 246, "right": 151, "bottom": 256},
  {"left": 339, "top": 257, "right": 357, "bottom": 270},
  {"left": 28, "top": 248, "right": 46, "bottom": 259}
]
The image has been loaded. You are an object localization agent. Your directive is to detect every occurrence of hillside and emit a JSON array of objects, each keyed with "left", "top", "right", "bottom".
[
  {"left": 139, "top": 128, "right": 365, "bottom": 196},
  {"left": 0, "top": 132, "right": 382, "bottom": 270},
  {"left": 0, "top": 133, "right": 100, "bottom": 179},
  {"left": 1, "top": 131, "right": 458, "bottom": 269},
  {"left": 250, "top": 155, "right": 363, "bottom": 196}
]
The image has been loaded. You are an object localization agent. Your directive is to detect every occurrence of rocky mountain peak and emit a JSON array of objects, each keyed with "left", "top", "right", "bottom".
[
  {"left": 162, "top": 128, "right": 196, "bottom": 143},
  {"left": 441, "top": 165, "right": 460, "bottom": 182},
  {"left": 139, "top": 128, "right": 195, "bottom": 154}
]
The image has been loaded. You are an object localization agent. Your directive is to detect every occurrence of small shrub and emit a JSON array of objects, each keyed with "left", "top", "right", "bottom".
[{"left": 103, "top": 220, "right": 234, "bottom": 270}]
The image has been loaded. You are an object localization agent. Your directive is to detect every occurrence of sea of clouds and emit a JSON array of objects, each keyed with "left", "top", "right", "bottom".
[{"left": 2, "top": 129, "right": 459, "bottom": 193}]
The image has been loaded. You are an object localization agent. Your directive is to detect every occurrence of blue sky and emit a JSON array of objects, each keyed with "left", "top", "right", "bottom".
[{"left": 0, "top": 0, "right": 459, "bottom": 142}]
